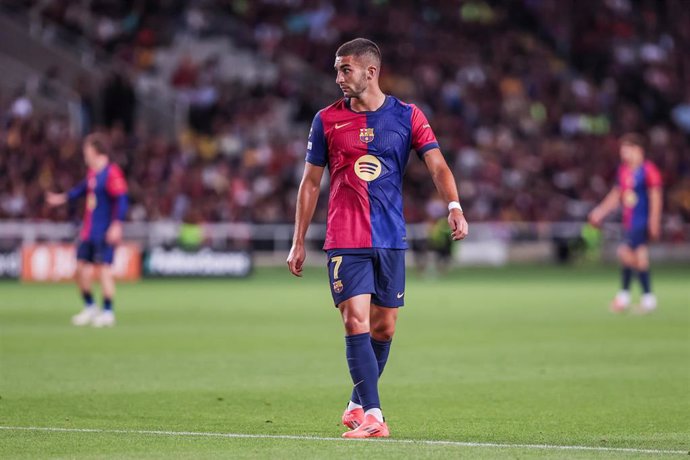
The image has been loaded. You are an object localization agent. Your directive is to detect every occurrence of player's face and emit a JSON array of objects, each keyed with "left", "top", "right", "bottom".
[
  {"left": 620, "top": 142, "right": 643, "bottom": 166},
  {"left": 334, "top": 55, "right": 370, "bottom": 98},
  {"left": 83, "top": 143, "right": 99, "bottom": 169}
]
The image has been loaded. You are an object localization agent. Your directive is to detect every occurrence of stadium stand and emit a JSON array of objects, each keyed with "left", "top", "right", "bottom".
[{"left": 0, "top": 0, "right": 687, "bottom": 243}]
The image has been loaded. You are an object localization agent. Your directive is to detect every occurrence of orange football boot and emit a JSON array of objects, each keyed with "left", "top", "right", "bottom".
[
  {"left": 342, "top": 414, "right": 389, "bottom": 438},
  {"left": 341, "top": 406, "right": 364, "bottom": 430}
]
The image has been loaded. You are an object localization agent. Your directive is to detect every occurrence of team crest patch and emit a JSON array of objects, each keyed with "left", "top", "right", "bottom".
[
  {"left": 359, "top": 128, "right": 375, "bottom": 143},
  {"left": 332, "top": 280, "right": 344, "bottom": 293}
]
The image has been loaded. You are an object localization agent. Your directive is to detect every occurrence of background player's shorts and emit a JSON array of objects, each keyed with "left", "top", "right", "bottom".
[
  {"left": 623, "top": 227, "right": 648, "bottom": 249},
  {"left": 326, "top": 248, "right": 406, "bottom": 308},
  {"left": 77, "top": 240, "right": 115, "bottom": 265}
]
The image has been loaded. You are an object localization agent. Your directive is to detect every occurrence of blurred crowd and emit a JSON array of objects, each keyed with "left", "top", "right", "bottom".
[{"left": 1, "top": 0, "right": 688, "bottom": 240}]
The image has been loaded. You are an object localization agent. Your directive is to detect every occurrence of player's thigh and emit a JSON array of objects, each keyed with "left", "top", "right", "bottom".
[
  {"left": 617, "top": 243, "right": 635, "bottom": 265},
  {"left": 370, "top": 304, "right": 398, "bottom": 341},
  {"left": 634, "top": 245, "right": 650, "bottom": 270},
  {"left": 371, "top": 249, "right": 406, "bottom": 307},
  {"left": 327, "top": 249, "right": 375, "bottom": 307},
  {"left": 339, "top": 293, "right": 373, "bottom": 334}
]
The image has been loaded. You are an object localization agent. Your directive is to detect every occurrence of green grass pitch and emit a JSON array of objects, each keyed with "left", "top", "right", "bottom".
[{"left": 1, "top": 265, "right": 688, "bottom": 458}]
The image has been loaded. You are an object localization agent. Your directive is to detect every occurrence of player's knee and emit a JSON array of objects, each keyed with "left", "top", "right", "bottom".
[
  {"left": 617, "top": 247, "right": 633, "bottom": 266},
  {"left": 342, "top": 316, "right": 369, "bottom": 335},
  {"left": 370, "top": 324, "right": 395, "bottom": 342}
]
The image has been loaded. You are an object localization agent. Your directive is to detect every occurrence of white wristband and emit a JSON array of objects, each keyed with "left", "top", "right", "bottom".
[{"left": 448, "top": 201, "right": 463, "bottom": 212}]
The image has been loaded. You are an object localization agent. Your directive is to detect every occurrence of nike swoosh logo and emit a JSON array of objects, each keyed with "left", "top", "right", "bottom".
[
  {"left": 335, "top": 122, "right": 351, "bottom": 129},
  {"left": 422, "top": 124, "right": 431, "bottom": 128},
  {"left": 397, "top": 292, "right": 404, "bottom": 299},
  {"left": 353, "top": 380, "right": 364, "bottom": 387}
]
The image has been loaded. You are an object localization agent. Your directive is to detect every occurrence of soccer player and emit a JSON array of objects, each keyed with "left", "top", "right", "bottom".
[
  {"left": 287, "top": 38, "right": 468, "bottom": 438},
  {"left": 46, "top": 133, "right": 128, "bottom": 327},
  {"left": 589, "top": 133, "right": 663, "bottom": 313}
]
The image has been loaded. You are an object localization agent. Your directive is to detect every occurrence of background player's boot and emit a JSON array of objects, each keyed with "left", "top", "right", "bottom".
[
  {"left": 71, "top": 307, "right": 98, "bottom": 326},
  {"left": 610, "top": 290, "right": 630, "bottom": 313},
  {"left": 91, "top": 310, "right": 116, "bottom": 328},
  {"left": 636, "top": 293, "right": 657, "bottom": 314},
  {"left": 342, "top": 406, "right": 364, "bottom": 430},
  {"left": 342, "top": 414, "right": 389, "bottom": 438}
]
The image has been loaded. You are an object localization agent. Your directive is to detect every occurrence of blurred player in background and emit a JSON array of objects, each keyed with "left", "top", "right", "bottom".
[
  {"left": 46, "top": 133, "right": 128, "bottom": 327},
  {"left": 589, "top": 133, "right": 663, "bottom": 313},
  {"left": 287, "top": 38, "right": 468, "bottom": 438}
]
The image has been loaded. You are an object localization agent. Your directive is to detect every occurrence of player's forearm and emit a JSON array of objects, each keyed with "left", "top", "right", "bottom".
[
  {"left": 292, "top": 181, "right": 320, "bottom": 245},
  {"left": 649, "top": 188, "right": 662, "bottom": 225},
  {"left": 430, "top": 163, "right": 460, "bottom": 204},
  {"left": 596, "top": 189, "right": 621, "bottom": 216}
]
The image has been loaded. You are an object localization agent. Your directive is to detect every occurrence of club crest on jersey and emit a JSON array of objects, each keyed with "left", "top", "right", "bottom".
[
  {"left": 354, "top": 155, "right": 382, "bottom": 182},
  {"left": 333, "top": 280, "right": 344, "bottom": 293},
  {"left": 359, "top": 128, "right": 375, "bottom": 143}
]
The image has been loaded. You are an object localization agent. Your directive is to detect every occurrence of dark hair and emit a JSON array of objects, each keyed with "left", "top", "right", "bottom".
[
  {"left": 336, "top": 38, "right": 381, "bottom": 65},
  {"left": 84, "top": 133, "right": 111, "bottom": 156},
  {"left": 620, "top": 132, "right": 646, "bottom": 151}
]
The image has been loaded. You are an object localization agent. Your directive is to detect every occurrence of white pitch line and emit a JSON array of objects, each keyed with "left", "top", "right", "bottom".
[{"left": 0, "top": 426, "right": 686, "bottom": 456}]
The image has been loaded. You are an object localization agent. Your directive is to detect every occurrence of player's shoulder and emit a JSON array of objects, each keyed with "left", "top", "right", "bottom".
[
  {"left": 643, "top": 159, "right": 660, "bottom": 171},
  {"left": 318, "top": 98, "right": 349, "bottom": 117}
]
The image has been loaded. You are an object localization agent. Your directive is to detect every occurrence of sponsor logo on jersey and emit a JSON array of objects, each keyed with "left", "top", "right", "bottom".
[
  {"left": 359, "top": 127, "right": 375, "bottom": 143},
  {"left": 623, "top": 190, "right": 638, "bottom": 208},
  {"left": 87, "top": 193, "right": 97, "bottom": 210},
  {"left": 354, "top": 155, "right": 382, "bottom": 182}
]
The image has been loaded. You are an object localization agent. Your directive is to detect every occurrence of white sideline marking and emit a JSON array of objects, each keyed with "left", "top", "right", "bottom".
[{"left": 0, "top": 426, "right": 686, "bottom": 456}]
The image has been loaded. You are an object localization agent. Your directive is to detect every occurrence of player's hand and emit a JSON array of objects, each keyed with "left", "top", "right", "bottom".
[
  {"left": 106, "top": 221, "right": 123, "bottom": 244},
  {"left": 648, "top": 221, "right": 661, "bottom": 241},
  {"left": 287, "top": 243, "right": 306, "bottom": 277},
  {"left": 45, "top": 192, "right": 67, "bottom": 207},
  {"left": 588, "top": 208, "right": 603, "bottom": 228},
  {"left": 449, "top": 210, "right": 468, "bottom": 241}
]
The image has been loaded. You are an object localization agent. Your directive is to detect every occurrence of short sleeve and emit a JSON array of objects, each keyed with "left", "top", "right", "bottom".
[
  {"left": 410, "top": 105, "right": 439, "bottom": 159},
  {"left": 106, "top": 164, "right": 128, "bottom": 196},
  {"left": 644, "top": 162, "right": 662, "bottom": 188},
  {"left": 305, "top": 113, "right": 328, "bottom": 167}
]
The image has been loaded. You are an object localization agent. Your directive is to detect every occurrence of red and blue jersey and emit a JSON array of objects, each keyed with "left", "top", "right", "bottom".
[
  {"left": 68, "top": 163, "right": 128, "bottom": 241},
  {"left": 306, "top": 96, "right": 439, "bottom": 249},
  {"left": 617, "top": 160, "right": 662, "bottom": 230}
]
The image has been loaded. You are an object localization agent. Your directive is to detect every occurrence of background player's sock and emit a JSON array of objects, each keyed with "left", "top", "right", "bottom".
[
  {"left": 621, "top": 266, "right": 634, "bottom": 291},
  {"left": 345, "top": 333, "right": 381, "bottom": 412},
  {"left": 350, "top": 337, "right": 392, "bottom": 406},
  {"left": 82, "top": 291, "right": 95, "bottom": 308},
  {"left": 638, "top": 270, "right": 651, "bottom": 294},
  {"left": 103, "top": 298, "right": 113, "bottom": 311}
]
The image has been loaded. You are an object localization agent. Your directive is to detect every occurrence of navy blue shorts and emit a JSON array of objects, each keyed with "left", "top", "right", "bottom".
[
  {"left": 326, "top": 248, "right": 406, "bottom": 308},
  {"left": 624, "top": 227, "right": 648, "bottom": 249},
  {"left": 77, "top": 240, "right": 115, "bottom": 265}
]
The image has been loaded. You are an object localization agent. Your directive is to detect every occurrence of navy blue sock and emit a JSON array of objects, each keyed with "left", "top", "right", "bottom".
[
  {"left": 621, "top": 267, "right": 633, "bottom": 291},
  {"left": 345, "top": 333, "right": 380, "bottom": 411},
  {"left": 351, "top": 337, "right": 392, "bottom": 405},
  {"left": 82, "top": 291, "right": 94, "bottom": 307},
  {"left": 103, "top": 298, "right": 113, "bottom": 311},
  {"left": 638, "top": 270, "right": 651, "bottom": 294}
]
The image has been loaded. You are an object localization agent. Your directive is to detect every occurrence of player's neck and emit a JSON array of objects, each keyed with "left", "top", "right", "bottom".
[
  {"left": 349, "top": 88, "right": 386, "bottom": 113},
  {"left": 90, "top": 158, "right": 109, "bottom": 172},
  {"left": 625, "top": 159, "right": 644, "bottom": 169}
]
